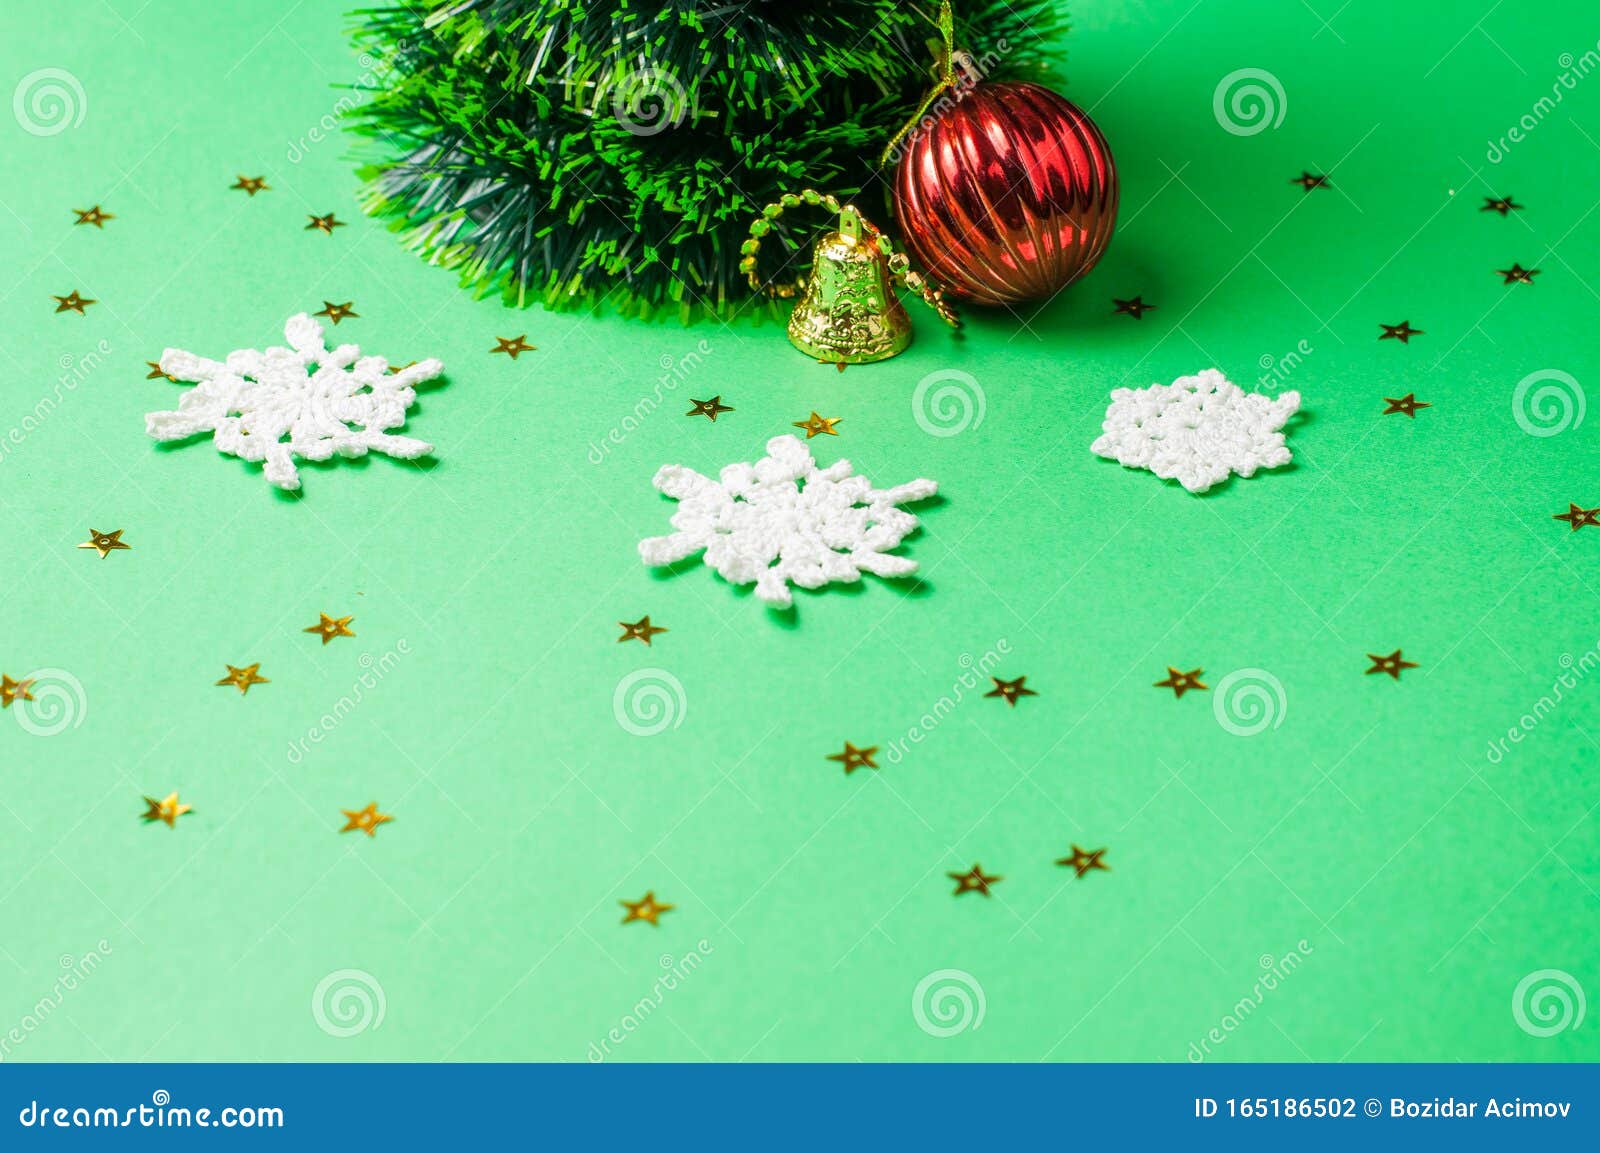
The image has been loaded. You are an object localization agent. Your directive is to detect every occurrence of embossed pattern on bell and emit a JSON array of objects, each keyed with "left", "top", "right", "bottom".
[{"left": 786, "top": 230, "right": 915, "bottom": 363}]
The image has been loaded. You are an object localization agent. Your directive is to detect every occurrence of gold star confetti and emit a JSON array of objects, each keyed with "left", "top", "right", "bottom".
[
  {"left": 142, "top": 792, "right": 192, "bottom": 828},
  {"left": 77, "top": 528, "right": 131, "bottom": 559},
  {"left": 52, "top": 290, "right": 95, "bottom": 314},
  {"left": 793, "top": 411, "right": 841, "bottom": 438},
  {"left": 617, "top": 616, "right": 667, "bottom": 645},
  {"left": 1365, "top": 649, "right": 1418, "bottom": 681},
  {"left": 686, "top": 396, "right": 733, "bottom": 421},
  {"left": 387, "top": 361, "right": 418, "bottom": 375},
  {"left": 620, "top": 891, "right": 673, "bottom": 925},
  {"left": 1056, "top": 845, "right": 1110, "bottom": 877},
  {"left": 826, "top": 741, "right": 879, "bottom": 775},
  {"left": 1153, "top": 667, "right": 1207, "bottom": 698},
  {"left": 491, "top": 335, "right": 536, "bottom": 358},
  {"left": 341, "top": 802, "right": 392, "bottom": 836},
  {"left": 948, "top": 864, "right": 1002, "bottom": 896},
  {"left": 73, "top": 205, "right": 113, "bottom": 228},
  {"left": 1382, "top": 393, "right": 1430, "bottom": 418},
  {"left": 1113, "top": 295, "right": 1156, "bottom": 319},
  {"left": 146, "top": 360, "right": 177, "bottom": 381},
  {"left": 1378, "top": 321, "right": 1423, "bottom": 343},
  {"left": 0, "top": 675, "right": 34, "bottom": 709},
  {"left": 985, "top": 676, "right": 1037, "bottom": 707},
  {"left": 314, "top": 300, "right": 358, "bottom": 324},
  {"left": 1291, "top": 171, "right": 1330, "bottom": 192},
  {"left": 216, "top": 663, "right": 269, "bottom": 694},
  {"left": 823, "top": 360, "right": 848, "bottom": 373},
  {"left": 1481, "top": 195, "right": 1521, "bottom": 216},
  {"left": 1497, "top": 263, "right": 1539, "bottom": 285},
  {"left": 231, "top": 175, "right": 269, "bottom": 195},
  {"left": 306, "top": 212, "right": 345, "bottom": 235},
  {"left": 1554, "top": 502, "right": 1600, "bottom": 531},
  {"left": 304, "top": 613, "right": 355, "bottom": 644}
]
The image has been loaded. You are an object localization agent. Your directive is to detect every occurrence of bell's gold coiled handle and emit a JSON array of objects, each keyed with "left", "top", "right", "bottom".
[{"left": 739, "top": 189, "right": 961, "bottom": 329}]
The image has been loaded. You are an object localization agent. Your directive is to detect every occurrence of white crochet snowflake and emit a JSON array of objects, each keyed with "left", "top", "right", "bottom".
[
  {"left": 639, "top": 434, "right": 937, "bottom": 607},
  {"left": 145, "top": 313, "right": 442, "bottom": 490},
  {"left": 1091, "top": 369, "right": 1300, "bottom": 493}
]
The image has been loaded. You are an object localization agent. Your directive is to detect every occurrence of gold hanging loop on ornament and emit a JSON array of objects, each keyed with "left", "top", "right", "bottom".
[{"left": 740, "top": 188, "right": 959, "bottom": 364}]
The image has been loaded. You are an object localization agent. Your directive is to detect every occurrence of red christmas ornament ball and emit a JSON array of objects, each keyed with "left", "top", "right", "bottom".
[{"left": 892, "top": 81, "right": 1118, "bottom": 306}]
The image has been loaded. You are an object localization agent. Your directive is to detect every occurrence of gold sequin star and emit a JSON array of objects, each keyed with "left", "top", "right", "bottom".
[
  {"left": 142, "top": 792, "right": 192, "bottom": 828},
  {"left": 77, "top": 528, "right": 131, "bottom": 558},
  {"left": 52, "top": 290, "right": 94, "bottom": 314},
  {"left": 1153, "top": 667, "right": 1207, "bottom": 698},
  {"left": 826, "top": 741, "right": 879, "bottom": 774},
  {"left": 231, "top": 175, "right": 269, "bottom": 196},
  {"left": 686, "top": 396, "right": 733, "bottom": 421},
  {"left": 306, "top": 212, "right": 345, "bottom": 235},
  {"left": 216, "top": 663, "right": 269, "bottom": 694},
  {"left": 985, "top": 676, "right": 1037, "bottom": 706},
  {"left": 73, "top": 205, "right": 113, "bottom": 228},
  {"left": 1382, "top": 393, "right": 1430, "bottom": 418},
  {"left": 948, "top": 864, "right": 1002, "bottom": 896},
  {"left": 146, "top": 360, "right": 177, "bottom": 381},
  {"left": 491, "top": 334, "right": 536, "bottom": 358},
  {"left": 620, "top": 891, "right": 673, "bottom": 926},
  {"left": 1378, "top": 321, "right": 1423, "bottom": 343},
  {"left": 1481, "top": 195, "right": 1521, "bottom": 216},
  {"left": 1056, "top": 845, "right": 1110, "bottom": 877},
  {"left": 304, "top": 613, "right": 356, "bottom": 644},
  {"left": 1365, "top": 649, "right": 1418, "bottom": 681},
  {"left": 1113, "top": 295, "right": 1156, "bottom": 319},
  {"left": 314, "top": 300, "right": 358, "bottom": 324},
  {"left": 793, "top": 411, "right": 841, "bottom": 438},
  {"left": 1291, "top": 171, "right": 1330, "bottom": 192},
  {"left": 1554, "top": 502, "right": 1600, "bottom": 531},
  {"left": 1497, "top": 263, "right": 1539, "bottom": 285},
  {"left": 0, "top": 675, "right": 34, "bottom": 709},
  {"left": 341, "top": 802, "right": 392, "bottom": 836},
  {"left": 617, "top": 616, "right": 667, "bottom": 645}
]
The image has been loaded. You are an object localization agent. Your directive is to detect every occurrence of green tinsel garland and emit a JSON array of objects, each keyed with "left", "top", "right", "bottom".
[{"left": 347, "top": 1, "right": 1065, "bottom": 319}]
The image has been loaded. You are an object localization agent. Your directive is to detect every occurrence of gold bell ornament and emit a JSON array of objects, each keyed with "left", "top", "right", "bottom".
[{"left": 740, "top": 188, "right": 960, "bottom": 364}]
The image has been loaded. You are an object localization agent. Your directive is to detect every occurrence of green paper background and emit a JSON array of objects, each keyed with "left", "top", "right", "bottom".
[{"left": 2, "top": 0, "right": 1597, "bottom": 1063}]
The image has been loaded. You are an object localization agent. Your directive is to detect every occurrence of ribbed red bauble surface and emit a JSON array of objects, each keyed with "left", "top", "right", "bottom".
[{"left": 892, "top": 82, "right": 1118, "bottom": 306}]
